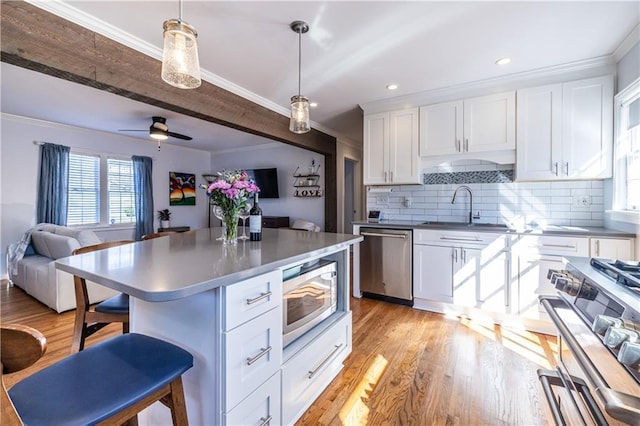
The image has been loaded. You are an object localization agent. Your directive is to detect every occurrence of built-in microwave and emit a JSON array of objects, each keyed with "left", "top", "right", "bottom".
[{"left": 282, "top": 260, "right": 337, "bottom": 347}]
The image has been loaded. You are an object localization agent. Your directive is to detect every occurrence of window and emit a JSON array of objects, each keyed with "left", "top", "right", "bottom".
[
  {"left": 613, "top": 79, "right": 640, "bottom": 218},
  {"left": 67, "top": 153, "right": 136, "bottom": 226}
]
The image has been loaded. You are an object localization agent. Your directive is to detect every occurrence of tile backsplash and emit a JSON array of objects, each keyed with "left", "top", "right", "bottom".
[{"left": 367, "top": 161, "right": 604, "bottom": 227}]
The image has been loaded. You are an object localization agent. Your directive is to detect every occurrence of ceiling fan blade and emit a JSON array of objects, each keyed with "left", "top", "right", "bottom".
[{"left": 167, "top": 131, "right": 192, "bottom": 141}]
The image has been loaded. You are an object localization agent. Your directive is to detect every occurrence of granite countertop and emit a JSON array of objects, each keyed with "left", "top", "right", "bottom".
[
  {"left": 352, "top": 220, "right": 636, "bottom": 238},
  {"left": 56, "top": 228, "right": 362, "bottom": 302}
]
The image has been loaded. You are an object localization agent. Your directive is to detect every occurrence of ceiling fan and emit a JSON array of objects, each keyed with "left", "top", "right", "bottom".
[{"left": 119, "top": 116, "right": 192, "bottom": 141}]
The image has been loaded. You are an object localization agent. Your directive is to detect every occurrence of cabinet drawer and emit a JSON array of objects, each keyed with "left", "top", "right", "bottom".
[
  {"left": 223, "top": 306, "right": 283, "bottom": 411},
  {"left": 515, "top": 235, "right": 589, "bottom": 256},
  {"left": 224, "top": 371, "right": 281, "bottom": 426},
  {"left": 414, "top": 228, "right": 507, "bottom": 247},
  {"left": 222, "top": 270, "right": 282, "bottom": 331},
  {"left": 282, "top": 313, "right": 351, "bottom": 425}
]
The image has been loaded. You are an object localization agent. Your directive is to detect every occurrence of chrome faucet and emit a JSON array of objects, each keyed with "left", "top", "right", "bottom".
[{"left": 451, "top": 185, "right": 480, "bottom": 225}]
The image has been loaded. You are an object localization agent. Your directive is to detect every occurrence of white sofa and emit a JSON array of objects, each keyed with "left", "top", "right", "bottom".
[{"left": 9, "top": 225, "right": 120, "bottom": 313}]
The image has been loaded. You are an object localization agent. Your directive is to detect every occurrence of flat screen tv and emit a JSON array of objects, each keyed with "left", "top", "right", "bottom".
[{"left": 246, "top": 168, "right": 279, "bottom": 198}]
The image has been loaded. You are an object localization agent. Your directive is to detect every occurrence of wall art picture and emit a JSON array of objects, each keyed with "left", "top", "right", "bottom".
[{"left": 169, "top": 172, "right": 196, "bottom": 206}]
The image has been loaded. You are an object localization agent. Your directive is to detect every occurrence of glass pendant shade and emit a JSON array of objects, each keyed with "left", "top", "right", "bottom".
[
  {"left": 290, "top": 95, "right": 310, "bottom": 134},
  {"left": 161, "top": 19, "right": 201, "bottom": 89}
]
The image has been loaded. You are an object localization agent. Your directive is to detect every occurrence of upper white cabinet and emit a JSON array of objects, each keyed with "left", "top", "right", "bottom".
[
  {"left": 419, "top": 91, "right": 516, "bottom": 157},
  {"left": 516, "top": 75, "right": 613, "bottom": 181},
  {"left": 363, "top": 108, "right": 421, "bottom": 185}
]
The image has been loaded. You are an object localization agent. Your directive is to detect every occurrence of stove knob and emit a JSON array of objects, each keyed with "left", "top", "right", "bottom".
[
  {"left": 604, "top": 326, "right": 639, "bottom": 349},
  {"left": 547, "top": 269, "right": 563, "bottom": 280},
  {"left": 617, "top": 341, "right": 640, "bottom": 367},
  {"left": 592, "top": 315, "right": 623, "bottom": 336}
]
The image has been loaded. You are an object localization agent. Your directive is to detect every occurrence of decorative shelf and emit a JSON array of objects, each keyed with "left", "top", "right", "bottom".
[{"left": 292, "top": 165, "right": 323, "bottom": 198}]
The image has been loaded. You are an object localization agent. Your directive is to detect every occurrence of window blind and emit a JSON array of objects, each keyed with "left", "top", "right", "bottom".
[
  {"left": 67, "top": 154, "right": 100, "bottom": 225},
  {"left": 107, "top": 158, "right": 136, "bottom": 224}
]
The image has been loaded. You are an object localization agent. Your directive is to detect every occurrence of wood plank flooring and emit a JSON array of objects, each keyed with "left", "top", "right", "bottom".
[{"left": 1, "top": 282, "right": 556, "bottom": 425}]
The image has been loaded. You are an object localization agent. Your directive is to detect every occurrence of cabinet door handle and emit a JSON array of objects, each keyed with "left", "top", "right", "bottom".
[
  {"left": 246, "top": 346, "right": 272, "bottom": 366},
  {"left": 453, "top": 248, "right": 458, "bottom": 263},
  {"left": 259, "top": 415, "right": 273, "bottom": 426},
  {"left": 456, "top": 139, "right": 461, "bottom": 152},
  {"left": 464, "top": 139, "right": 469, "bottom": 152},
  {"left": 565, "top": 162, "right": 569, "bottom": 176},
  {"left": 390, "top": 171, "right": 393, "bottom": 182},
  {"left": 308, "top": 344, "right": 343, "bottom": 379},
  {"left": 462, "top": 249, "right": 466, "bottom": 263},
  {"left": 384, "top": 171, "right": 388, "bottom": 182},
  {"left": 440, "top": 236, "right": 482, "bottom": 242},
  {"left": 554, "top": 162, "right": 558, "bottom": 176},
  {"left": 246, "top": 291, "right": 272, "bottom": 305},
  {"left": 595, "top": 240, "right": 600, "bottom": 257}
]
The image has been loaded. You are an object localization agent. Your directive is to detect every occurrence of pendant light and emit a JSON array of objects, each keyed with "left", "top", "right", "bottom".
[
  {"left": 289, "top": 21, "right": 310, "bottom": 134},
  {"left": 161, "top": 0, "right": 201, "bottom": 89}
]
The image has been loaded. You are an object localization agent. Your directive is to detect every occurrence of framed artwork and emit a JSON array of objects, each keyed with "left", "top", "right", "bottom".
[{"left": 169, "top": 172, "right": 196, "bottom": 205}]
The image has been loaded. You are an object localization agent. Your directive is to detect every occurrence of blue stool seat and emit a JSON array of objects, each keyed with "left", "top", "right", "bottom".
[
  {"left": 9, "top": 333, "right": 193, "bottom": 426},
  {"left": 94, "top": 293, "right": 129, "bottom": 315}
]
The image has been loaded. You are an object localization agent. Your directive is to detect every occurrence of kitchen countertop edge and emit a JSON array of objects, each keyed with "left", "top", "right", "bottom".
[{"left": 353, "top": 220, "right": 636, "bottom": 238}]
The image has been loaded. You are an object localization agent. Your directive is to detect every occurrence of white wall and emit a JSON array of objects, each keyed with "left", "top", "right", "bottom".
[
  {"left": 211, "top": 143, "right": 325, "bottom": 229},
  {"left": 1, "top": 114, "right": 212, "bottom": 277}
]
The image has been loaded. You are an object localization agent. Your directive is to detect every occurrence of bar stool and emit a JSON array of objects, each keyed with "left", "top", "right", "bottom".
[{"left": 2, "top": 323, "right": 193, "bottom": 425}]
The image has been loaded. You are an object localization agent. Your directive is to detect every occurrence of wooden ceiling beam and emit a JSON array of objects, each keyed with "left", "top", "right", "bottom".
[{"left": 1, "top": 1, "right": 337, "bottom": 231}]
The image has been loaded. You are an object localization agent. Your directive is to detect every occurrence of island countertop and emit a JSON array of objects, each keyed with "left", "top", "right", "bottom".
[{"left": 55, "top": 228, "right": 362, "bottom": 302}]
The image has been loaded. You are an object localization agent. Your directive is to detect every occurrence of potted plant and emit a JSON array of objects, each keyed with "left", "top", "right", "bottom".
[{"left": 157, "top": 209, "right": 172, "bottom": 228}]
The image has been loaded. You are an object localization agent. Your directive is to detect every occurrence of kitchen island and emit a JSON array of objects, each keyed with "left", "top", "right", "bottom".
[{"left": 56, "top": 227, "right": 362, "bottom": 425}]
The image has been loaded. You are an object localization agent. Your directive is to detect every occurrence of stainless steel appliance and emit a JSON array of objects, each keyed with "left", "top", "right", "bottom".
[
  {"left": 282, "top": 260, "right": 337, "bottom": 347},
  {"left": 540, "top": 257, "right": 640, "bottom": 425},
  {"left": 359, "top": 227, "right": 412, "bottom": 305}
]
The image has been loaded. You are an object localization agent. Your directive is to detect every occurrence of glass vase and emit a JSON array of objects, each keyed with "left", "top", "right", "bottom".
[{"left": 221, "top": 209, "right": 239, "bottom": 245}]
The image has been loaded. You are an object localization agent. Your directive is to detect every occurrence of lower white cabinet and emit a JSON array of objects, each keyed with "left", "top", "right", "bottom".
[
  {"left": 224, "top": 372, "right": 281, "bottom": 426},
  {"left": 590, "top": 237, "right": 634, "bottom": 259},
  {"left": 413, "top": 230, "right": 510, "bottom": 313},
  {"left": 413, "top": 244, "right": 454, "bottom": 303},
  {"left": 513, "top": 235, "right": 589, "bottom": 324},
  {"left": 223, "top": 306, "right": 282, "bottom": 411},
  {"left": 282, "top": 312, "right": 351, "bottom": 425}
]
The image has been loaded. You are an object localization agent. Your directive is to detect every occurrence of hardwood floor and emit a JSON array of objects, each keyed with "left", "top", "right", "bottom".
[{"left": 1, "top": 282, "right": 556, "bottom": 425}]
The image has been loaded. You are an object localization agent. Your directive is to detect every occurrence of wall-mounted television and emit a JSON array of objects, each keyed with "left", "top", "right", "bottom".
[{"left": 245, "top": 168, "right": 279, "bottom": 198}]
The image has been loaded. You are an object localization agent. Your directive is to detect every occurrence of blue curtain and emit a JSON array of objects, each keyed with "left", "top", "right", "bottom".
[
  {"left": 132, "top": 155, "right": 154, "bottom": 240},
  {"left": 36, "top": 143, "right": 70, "bottom": 225}
]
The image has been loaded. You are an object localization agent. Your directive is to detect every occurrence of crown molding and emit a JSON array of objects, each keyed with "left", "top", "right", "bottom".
[
  {"left": 360, "top": 56, "right": 615, "bottom": 114},
  {"left": 613, "top": 24, "right": 640, "bottom": 62},
  {"left": 24, "top": 0, "right": 341, "bottom": 141}
]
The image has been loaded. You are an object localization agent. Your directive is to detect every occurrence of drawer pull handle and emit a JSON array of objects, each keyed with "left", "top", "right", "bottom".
[
  {"left": 439, "top": 236, "right": 481, "bottom": 242},
  {"left": 308, "top": 343, "right": 343, "bottom": 379},
  {"left": 538, "top": 244, "right": 575, "bottom": 249},
  {"left": 246, "top": 346, "right": 272, "bottom": 366},
  {"left": 246, "top": 291, "right": 272, "bottom": 305},
  {"left": 259, "top": 415, "right": 273, "bottom": 426}
]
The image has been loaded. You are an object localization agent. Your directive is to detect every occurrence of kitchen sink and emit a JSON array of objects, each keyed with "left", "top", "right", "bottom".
[{"left": 421, "top": 221, "right": 510, "bottom": 230}]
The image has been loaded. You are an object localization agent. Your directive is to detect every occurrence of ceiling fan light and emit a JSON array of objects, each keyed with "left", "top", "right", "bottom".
[
  {"left": 150, "top": 126, "right": 169, "bottom": 140},
  {"left": 290, "top": 95, "right": 310, "bottom": 134},
  {"left": 161, "top": 19, "right": 201, "bottom": 89}
]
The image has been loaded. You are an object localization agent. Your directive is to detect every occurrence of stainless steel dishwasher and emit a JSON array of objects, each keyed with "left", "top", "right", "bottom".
[{"left": 359, "top": 227, "right": 413, "bottom": 305}]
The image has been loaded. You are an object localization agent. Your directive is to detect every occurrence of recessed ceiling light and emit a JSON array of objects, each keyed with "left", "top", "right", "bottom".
[
  {"left": 386, "top": 84, "right": 398, "bottom": 90},
  {"left": 495, "top": 57, "right": 511, "bottom": 66},
  {"left": 309, "top": 102, "right": 318, "bottom": 108}
]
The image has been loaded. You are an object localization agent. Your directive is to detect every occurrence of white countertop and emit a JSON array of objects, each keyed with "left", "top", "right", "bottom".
[
  {"left": 353, "top": 220, "right": 636, "bottom": 238},
  {"left": 55, "top": 228, "right": 362, "bottom": 302}
]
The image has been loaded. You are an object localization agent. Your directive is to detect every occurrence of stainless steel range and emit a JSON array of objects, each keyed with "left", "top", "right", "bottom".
[{"left": 540, "top": 256, "right": 640, "bottom": 425}]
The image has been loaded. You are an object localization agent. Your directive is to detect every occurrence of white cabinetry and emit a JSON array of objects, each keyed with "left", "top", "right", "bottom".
[
  {"left": 413, "top": 229, "right": 510, "bottom": 314},
  {"left": 516, "top": 75, "right": 613, "bottom": 181},
  {"left": 419, "top": 91, "right": 515, "bottom": 158},
  {"left": 513, "top": 235, "right": 589, "bottom": 330},
  {"left": 590, "top": 237, "right": 634, "bottom": 259},
  {"left": 363, "top": 108, "right": 420, "bottom": 185}
]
